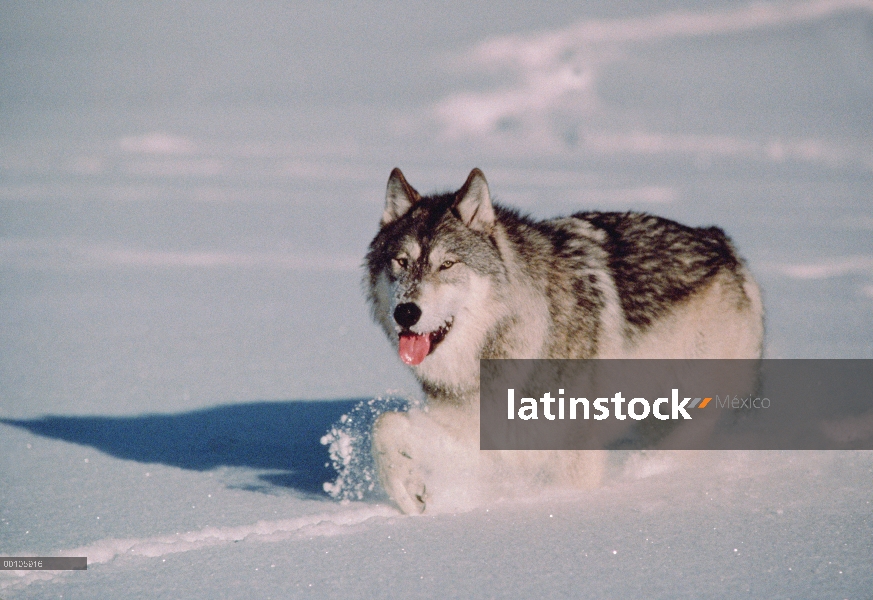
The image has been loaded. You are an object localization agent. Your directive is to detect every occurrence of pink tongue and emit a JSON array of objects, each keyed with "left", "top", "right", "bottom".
[{"left": 398, "top": 332, "right": 431, "bottom": 366}]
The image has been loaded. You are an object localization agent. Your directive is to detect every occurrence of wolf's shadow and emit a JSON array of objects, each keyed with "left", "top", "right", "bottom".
[{"left": 1, "top": 399, "right": 362, "bottom": 496}]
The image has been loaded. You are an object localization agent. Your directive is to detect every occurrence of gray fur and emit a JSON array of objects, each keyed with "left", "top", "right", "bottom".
[
  {"left": 366, "top": 168, "right": 761, "bottom": 391},
  {"left": 365, "top": 168, "right": 764, "bottom": 513}
]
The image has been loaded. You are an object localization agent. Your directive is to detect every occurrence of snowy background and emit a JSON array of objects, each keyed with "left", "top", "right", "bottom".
[{"left": 2, "top": 0, "right": 872, "bottom": 597}]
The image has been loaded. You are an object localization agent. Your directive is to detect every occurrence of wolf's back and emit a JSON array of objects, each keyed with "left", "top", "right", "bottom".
[{"left": 493, "top": 208, "right": 763, "bottom": 359}]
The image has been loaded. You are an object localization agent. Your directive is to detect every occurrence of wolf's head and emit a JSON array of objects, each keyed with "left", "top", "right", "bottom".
[{"left": 365, "top": 168, "right": 508, "bottom": 393}]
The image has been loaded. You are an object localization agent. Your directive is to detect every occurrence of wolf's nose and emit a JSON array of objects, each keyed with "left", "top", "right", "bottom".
[{"left": 394, "top": 303, "right": 422, "bottom": 328}]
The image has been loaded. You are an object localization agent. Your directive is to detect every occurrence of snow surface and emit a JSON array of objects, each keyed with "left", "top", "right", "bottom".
[{"left": 2, "top": 1, "right": 872, "bottom": 597}]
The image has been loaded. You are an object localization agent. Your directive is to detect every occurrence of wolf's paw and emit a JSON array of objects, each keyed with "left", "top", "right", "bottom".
[
  {"left": 385, "top": 457, "right": 427, "bottom": 514},
  {"left": 372, "top": 411, "right": 428, "bottom": 514}
]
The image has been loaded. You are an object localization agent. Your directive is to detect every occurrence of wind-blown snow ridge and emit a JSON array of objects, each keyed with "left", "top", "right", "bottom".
[
  {"left": 469, "top": 0, "right": 873, "bottom": 66},
  {"left": 777, "top": 256, "right": 873, "bottom": 279},
  {"left": 0, "top": 237, "right": 360, "bottom": 271},
  {"left": 436, "top": 0, "right": 873, "bottom": 145},
  {"left": 0, "top": 505, "right": 397, "bottom": 590},
  {"left": 119, "top": 133, "right": 197, "bottom": 155}
]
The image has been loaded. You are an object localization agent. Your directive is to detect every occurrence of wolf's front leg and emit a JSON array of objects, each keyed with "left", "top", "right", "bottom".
[{"left": 372, "top": 411, "right": 428, "bottom": 514}]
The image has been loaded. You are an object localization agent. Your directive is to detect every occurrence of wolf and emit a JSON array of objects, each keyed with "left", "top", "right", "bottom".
[{"left": 365, "top": 168, "right": 763, "bottom": 513}]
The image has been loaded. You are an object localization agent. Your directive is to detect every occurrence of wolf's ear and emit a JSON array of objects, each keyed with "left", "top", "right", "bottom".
[
  {"left": 453, "top": 168, "right": 495, "bottom": 232},
  {"left": 382, "top": 168, "right": 421, "bottom": 226}
]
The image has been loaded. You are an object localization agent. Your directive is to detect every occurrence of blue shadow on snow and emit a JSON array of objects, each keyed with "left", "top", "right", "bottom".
[{"left": 0, "top": 399, "right": 362, "bottom": 497}]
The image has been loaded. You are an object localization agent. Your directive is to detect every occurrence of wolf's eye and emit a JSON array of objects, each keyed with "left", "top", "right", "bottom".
[
  {"left": 394, "top": 257, "right": 409, "bottom": 270},
  {"left": 439, "top": 260, "right": 456, "bottom": 271}
]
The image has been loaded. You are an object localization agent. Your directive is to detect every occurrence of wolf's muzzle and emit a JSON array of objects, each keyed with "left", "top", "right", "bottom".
[{"left": 394, "top": 302, "right": 422, "bottom": 328}]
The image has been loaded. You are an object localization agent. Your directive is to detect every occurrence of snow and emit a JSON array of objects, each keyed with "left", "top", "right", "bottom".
[{"left": 2, "top": 0, "right": 872, "bottom": 597}]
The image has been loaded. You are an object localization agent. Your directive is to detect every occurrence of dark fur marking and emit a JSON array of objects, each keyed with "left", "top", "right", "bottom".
[{"left": 573, "top": 212, "right": 743, "bottom": 331}]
